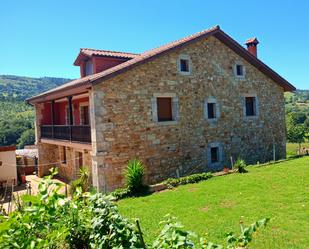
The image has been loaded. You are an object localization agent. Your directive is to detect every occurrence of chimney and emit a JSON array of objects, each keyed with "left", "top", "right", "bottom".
[{"left": 245, "top": 37, "right": 259, "bottom": 57}]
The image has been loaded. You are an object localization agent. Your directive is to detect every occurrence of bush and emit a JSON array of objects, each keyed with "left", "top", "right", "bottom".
[
  {"left": 70, "top": 166, "right": 90, "bottom": 196},
  {"left": 111, "top": 187, "right": 132, "bottom": 200},
  {"left": 233, "top": 158, "right": 248, "bottom": 173},
  {"left": 164, "top": 172, "right": 213, "bottom": 188},
  {"left": 125, "top": 159, "right": 146, "bottom": 193}
]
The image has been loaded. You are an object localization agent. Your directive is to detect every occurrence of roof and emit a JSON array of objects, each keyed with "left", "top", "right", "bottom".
[
  {"left": 0, "top": 146, "right": 16, "bottom": 152},
  {"left": 27, "top": 25, "right": 295, "bottom": 104},
  {"left": 73, "top": 48, "right": 139, "bottom": 65}
]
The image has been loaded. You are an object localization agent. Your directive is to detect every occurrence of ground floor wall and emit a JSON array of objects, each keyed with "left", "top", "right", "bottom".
[
  {"left": 37, "top": 142, "right": 92, "bottom": 184},
  {"left": 92, "top": 129, "right": 286, "bottom": 192}
]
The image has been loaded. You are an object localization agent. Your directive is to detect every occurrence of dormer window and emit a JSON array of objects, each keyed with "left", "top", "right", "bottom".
[{"left": 85, "top": 60, "right": 93, "bottom": 76}]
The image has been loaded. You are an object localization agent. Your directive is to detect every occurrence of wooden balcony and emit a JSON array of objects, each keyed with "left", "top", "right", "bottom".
[{"left": 40, "top": 125, "right": 91, "bottom": 143}]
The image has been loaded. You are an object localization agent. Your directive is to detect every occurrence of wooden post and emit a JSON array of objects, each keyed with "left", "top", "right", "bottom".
[{"left": 68, "top": 96, "right": 73, "bottom": 141}]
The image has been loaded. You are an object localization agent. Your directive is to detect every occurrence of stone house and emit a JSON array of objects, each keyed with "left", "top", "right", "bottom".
[{"left": 27, "top": 25, "right": 295, "bottom": 191}]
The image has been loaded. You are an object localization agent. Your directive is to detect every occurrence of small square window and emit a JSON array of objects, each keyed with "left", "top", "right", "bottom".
[
  {"left": 236, "top": 64, "right": 244, "bottom": 76},
  {"left": 211, "top": 147, "right": 219, "bottom": 163},
  {"left": 180, "top": 59, "right": 189, "bottom": 72},
  {"left": 245, "top": 97, "right": 256, "bottom": 116},
  {"left": 157, "top": 97, "right": 173, "bottom": 122},
  {"left": 207, "top": 103, "right": 216, "bottom": 119}
]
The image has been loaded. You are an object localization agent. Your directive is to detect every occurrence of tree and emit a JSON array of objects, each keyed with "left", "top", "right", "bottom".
[
  {"left": 17, "top": 129, "right": 35, "bottom": 148},
  {"left": 287, "top": 124, "right": 306, "bottom": 154}
]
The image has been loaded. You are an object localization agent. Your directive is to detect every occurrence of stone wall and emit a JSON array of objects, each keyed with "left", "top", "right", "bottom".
[
  {"left": 90, "top": 35, "right": 286, "bottom": 191},
  {"left": 37, "top": 142, "right": 92, "bottom": 183}
]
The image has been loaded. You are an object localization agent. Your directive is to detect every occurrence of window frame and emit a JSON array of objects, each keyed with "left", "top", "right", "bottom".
[
  {"left": 233, "top": 62, "right": 246, "bottom": 79},
  {"left": 204, "top": 97, "right": 220, "bottom": 123},
  {"left": 243, "top": 94, "right": 259, "bottom": 118},
  {"left": 151, "top": 93, "right": 179, "bottom": 125},
  {"left": 177, "top": 54, "right": 192, "bottom": 75},
  {"left": 207, "top": 142, "right": 224, "bottom": 169}
]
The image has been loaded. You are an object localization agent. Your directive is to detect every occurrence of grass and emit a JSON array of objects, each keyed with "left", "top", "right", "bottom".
[
  {"left": 287, "top": 142, "right": 309, "bottom": 157},
  {"left": 119, "top": 157, "right": 309, "bottom": 248}
]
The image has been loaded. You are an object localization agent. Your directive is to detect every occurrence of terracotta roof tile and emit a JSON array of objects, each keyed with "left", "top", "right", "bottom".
[{"left": 80, "top": 48, "right": 139, "bottom": 59}]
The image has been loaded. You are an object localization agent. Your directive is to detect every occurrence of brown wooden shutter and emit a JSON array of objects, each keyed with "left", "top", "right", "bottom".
[{"left": 157, "top": 97, "right": 173, "bottom": 121}]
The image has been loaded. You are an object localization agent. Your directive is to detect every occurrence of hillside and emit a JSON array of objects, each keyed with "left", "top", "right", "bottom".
[
  {"left": 0, "top": 75, "right": 71, "bottom": 148},
  {"left": 0, "top": 75, "right": 71, "bottom": 101}
]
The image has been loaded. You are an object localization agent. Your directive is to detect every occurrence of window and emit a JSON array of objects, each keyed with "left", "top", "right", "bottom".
[
  {"left": 233, "top": 63, "right": 245, "bottom": 78},
  {"left": 157, "top": 97, "right": 173, "bottom": 122},
  {"left": 85, "top": 60, "right": 93, "bottom": 76},
  {"left": 152, "top": 94, "right": 179, "bottom": 124},
  {"left": 236, "top": 64, "right": 244, "bottom": 76},
  {"left": 204, "top": 97, "right": 219, "bottom": 121},
  {"left": 180, "top": 59, "right": 189, "bottom": 72},
  {"left": 210, "top": 147, "right": 219, "bottom": 163},
  {"left": 60, "top": 146, "right": 66, "bottom": 164},
  {"left": 178, "top": 55, "right": 191, "bottom": 75},
  {"left": 80, "top": 105, "right": 89, "bottom": 125},
  {"left": 207, "top": 103, "right": 216, "bottom": 119},
  {"left": 245, "top": 97, "right": 257, "bottom": 116}
]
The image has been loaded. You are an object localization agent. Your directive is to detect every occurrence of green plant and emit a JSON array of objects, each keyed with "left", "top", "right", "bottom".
[
  {"left": 125, "top": 159, "right": 146, "bottom": 193},
  {"left": 233, "top": 158, "right": 247, "bottom": 173},
  {"left": 70, "top": 166, "right": 90, "bottom": 196},
  {"left": 111, "top": 186, "right": 132, "bottom": 200},
  {"left": 164, "top": 172, "right": 213, "bottom": 188},
  {"left": 152, "top": 214, "right": 195, "bottom": 249}
]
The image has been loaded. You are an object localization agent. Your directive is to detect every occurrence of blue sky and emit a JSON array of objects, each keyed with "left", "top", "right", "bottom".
[{"left": 0, "top": 0, "right": 308, "bottom": 89}]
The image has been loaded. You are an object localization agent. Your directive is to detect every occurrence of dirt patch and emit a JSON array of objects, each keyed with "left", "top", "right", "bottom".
[
  {"left": 201, "top": 205, "right": 209, "bottom": 212},
  {"left": 188, "top": 187, "right": 198, "bottom": 192},
  {"left": 220, "top": 200, "right": 236, "bottom": 208}
]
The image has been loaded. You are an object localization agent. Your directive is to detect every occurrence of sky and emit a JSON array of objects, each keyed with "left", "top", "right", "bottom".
[{"left": 0, "top": 0, "right": 308, "bottom": 89}]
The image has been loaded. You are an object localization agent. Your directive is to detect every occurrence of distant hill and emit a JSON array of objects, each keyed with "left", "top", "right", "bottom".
[
  {"left": 285, "top": 89, "right": 309, "bottom": 115},
  {"left": 0, "top": 75, "right": 71, "bottom": 101},
  {"left": 0, "top": 75, "right": 71, "bottom": 148}
]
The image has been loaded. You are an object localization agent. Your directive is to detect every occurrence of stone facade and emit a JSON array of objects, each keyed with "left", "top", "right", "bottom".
[{"left": 90, "top": 35, "right": 286, "bottom": 191}]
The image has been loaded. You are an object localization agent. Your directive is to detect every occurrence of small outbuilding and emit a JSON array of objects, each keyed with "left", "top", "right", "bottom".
[{"left": 0, "top": 146, "right": 17, "bottom": 187}]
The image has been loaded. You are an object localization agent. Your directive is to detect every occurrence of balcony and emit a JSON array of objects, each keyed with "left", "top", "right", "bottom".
[{"left": 40, "top": 125, "right": 91, "bottom": 143}]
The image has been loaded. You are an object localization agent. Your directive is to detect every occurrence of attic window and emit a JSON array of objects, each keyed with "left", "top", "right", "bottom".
[
  {"left": 178, "top": 55, "right": 191, "bottom": 75},
  {"left": 180, "top": 59, "right": 189, "bottom": 72},
  {"left": 234, "top": 63, "right": 245, "bottom": 78}
]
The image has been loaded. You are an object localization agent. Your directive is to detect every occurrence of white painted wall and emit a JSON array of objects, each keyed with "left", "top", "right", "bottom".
[{"left": 0, "top": 150, "right": 17, "bottom": 185}]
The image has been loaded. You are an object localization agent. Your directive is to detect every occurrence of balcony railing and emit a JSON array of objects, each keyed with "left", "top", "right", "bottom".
[{"left": 40, "top": 125, "right": 91, "bottom": 143}]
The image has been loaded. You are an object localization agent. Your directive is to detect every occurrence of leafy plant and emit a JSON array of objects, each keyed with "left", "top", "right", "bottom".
[
  {"left": 164, "top": 172, "right": 213, "bottom": 188},
  {"left": 111, "top": 186, "right": 132, "bottom": 200},
  {"left": 70, "top": 166, "right": 90, "bottom": 196},
  {"left": 152, "top": 215, "right": 195, "bottom": 249},
  {"left": 233, "top": 158, "right": 248, "bottom": 173},
  {"left": 125, "top": 159, "right": 146, "bottom": 193}
]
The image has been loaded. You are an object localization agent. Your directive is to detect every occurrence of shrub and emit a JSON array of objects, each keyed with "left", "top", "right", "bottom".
[
  {"left": 111, "top": 187, "right": 132, "bottom": 200},
  {"left": 125, "top": 159, "right": 146, "bottom": 193},
  {"left": 233, "top": 158, "right": 248, "bottom": 173},
  {"left": 70, "top": 166, "right": 90, "bottom": 196},
  {"left": 164, "top": 172, "right": 213, "bottom": 188}
]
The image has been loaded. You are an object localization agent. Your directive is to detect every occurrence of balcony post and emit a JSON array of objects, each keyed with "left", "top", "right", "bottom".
[
  {"left": 68, "top": 96, "right": 73, "bottom": 141},
  {"left": 51, "top": 100, "right": 55, "bottom": 138}
]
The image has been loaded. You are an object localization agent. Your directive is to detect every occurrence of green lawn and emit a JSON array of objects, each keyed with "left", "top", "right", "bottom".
[{"left": 119, "top": 157, "right": 309, "bottom": 248}]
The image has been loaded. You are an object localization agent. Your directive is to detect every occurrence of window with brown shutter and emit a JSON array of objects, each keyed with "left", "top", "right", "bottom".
[{"left": 157, "top": 97, "right": 173, "bottom": 122}]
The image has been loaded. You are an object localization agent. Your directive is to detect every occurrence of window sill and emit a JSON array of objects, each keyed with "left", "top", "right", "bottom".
[
  {"left": 156, "top": 120, "right": 178, "bottom": 126},
  {"left": 244, "top": 115, "right": 259, "bottom": 119},
  {"left": 179, "top": 71, "right": 192, "bottom": 76}
]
